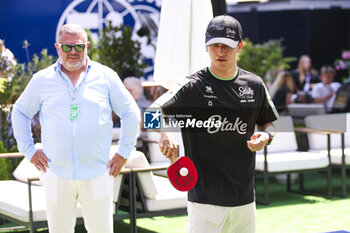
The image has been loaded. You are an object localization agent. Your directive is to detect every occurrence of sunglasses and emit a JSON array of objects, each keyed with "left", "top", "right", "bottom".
[{"left": 57, "top": 43, "right": 86, "bottom": 52}]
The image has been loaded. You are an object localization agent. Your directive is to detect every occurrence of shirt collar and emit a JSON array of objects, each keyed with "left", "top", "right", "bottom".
[
  {"left": 54, "top": 56, "right": 92, "bottom": 73},
  {"left": 208, "top": 67, "right": 238, "bottom": 81}
]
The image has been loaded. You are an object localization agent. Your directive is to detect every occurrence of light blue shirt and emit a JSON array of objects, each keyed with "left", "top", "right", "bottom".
[{"left": 12, "top": 59, "right": 140, "bottom": 180}]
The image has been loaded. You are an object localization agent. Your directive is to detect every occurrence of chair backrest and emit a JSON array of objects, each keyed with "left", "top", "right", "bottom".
[
  {"left": 304, "top": 113, "right": 350, "bottom": 150},
  {"left": 124, "top": 150, "right": 159, "bottom": 199},
  {"left": 257, "top": 115, "right": 298, "bottom": 153},
  {"left": 12, "top": 158, "right": 42, "bottom": 186},
  {"left": 12, "top": 143, "right": 42, "bottom": 186},
  {"left": 110, "top": 145, "right": 158, "bottom": 200},
  {"left": 288, "top": 103, "right": 326, "bottom": 117}
]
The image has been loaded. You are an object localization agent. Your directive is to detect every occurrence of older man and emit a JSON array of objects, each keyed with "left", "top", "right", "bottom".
[{"left": 11, "top": 24, "right": 140, "bottom": 233}]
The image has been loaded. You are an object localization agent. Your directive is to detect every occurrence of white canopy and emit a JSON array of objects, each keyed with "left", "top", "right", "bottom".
[{"left": 153, "top": 0, "right": 213, "bottom": 89}]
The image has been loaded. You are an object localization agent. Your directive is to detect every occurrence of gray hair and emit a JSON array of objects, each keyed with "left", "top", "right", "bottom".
[
  {"left": 123, "top": 77, "right": 143, "bottom": 99},
  {"left": 320, "top": 65, "right": 336, "bottom": 75},
  {"left": 57, "top": 24, "right": 87, "bottom": 43}
]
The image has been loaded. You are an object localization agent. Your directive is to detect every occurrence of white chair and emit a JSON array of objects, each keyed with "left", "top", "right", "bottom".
[
  {"left": 303, "top": 113, "right": 350, "bottom": 197},
  {"left": 0, "top": 146, "right": 126, "bottom": 233},
  {"left": 0, "top": 154, "right": 85, "bottom": 233},
  {"left": 255, "top": 115, "right": 332, "bottom": 205},
  {"left": 287, "top": 103, "right": 326, "bottom": 118},
  {"left": 122, "top": 149, "right": 187, "bottom": 212},
  {"left": 108, "top": 146, "right": 187, "bottom": 232}
]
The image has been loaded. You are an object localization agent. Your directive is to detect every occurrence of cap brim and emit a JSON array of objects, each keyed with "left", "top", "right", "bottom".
[{"left": 205, "top": 37, "right": 239, "bottom": 49}]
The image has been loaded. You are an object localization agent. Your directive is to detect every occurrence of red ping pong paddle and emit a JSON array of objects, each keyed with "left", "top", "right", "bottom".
[{"left": 167, "top": 154, "right": 198, "bottom": 192}]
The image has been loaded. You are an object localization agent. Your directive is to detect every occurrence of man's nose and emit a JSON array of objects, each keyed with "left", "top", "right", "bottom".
[
  {"left": 217, "top": 46, "right": 225, "bottom": 55},
  {"left": 70, "top": 47, "right": 78, "bottom": 53}
]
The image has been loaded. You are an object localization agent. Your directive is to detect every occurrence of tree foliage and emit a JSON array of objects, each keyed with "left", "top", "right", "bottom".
[
  {"left": 95, "top": 22, "right": 146, "bottom": 78},
  {"left": 86, "top": 29, "right": 99, "bottom": 62},
  {"left": 0, "top": 49, "right": 54, "bottom": 107},
  {"left": 0, "top": 48, "right": 55, "bottom": 150},
  {"left": 0, "top": 141, "right": 12, "bottom": 180},
  {"left": 238, "top": 38, "right": 296, "bottom": 79}
]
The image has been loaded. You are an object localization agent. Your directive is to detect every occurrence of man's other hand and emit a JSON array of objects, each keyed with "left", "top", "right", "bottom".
[
  {"left": 31, "top": 149, "right": 49, "bottom": 172},
  {"left": 247, "top": 132, "right": 269, "bottom": 152},
  {"left": 107, "top": 153, "right": 127, "bottom": 177}
]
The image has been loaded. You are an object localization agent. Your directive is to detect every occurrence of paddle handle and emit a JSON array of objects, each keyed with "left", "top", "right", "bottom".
[{"left": 169, "top": 145, "right": 180, "bottom": 165}]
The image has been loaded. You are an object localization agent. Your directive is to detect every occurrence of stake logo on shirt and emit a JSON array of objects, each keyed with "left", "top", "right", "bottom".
[
  {"left": 206, "top": 115, "right": 247, "bottom": 134},
  {"left": 236, "top": 86, "right": 255, "bottom": 103},
  {"left": 239, "top": 86, "right": 254, "bottom": 97}
]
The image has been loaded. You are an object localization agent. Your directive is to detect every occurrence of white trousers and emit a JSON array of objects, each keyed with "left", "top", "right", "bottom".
[
  {"left": 187, "top": 201, "right": 256, "bottom": 233},
  {"left": 41, "top": 171, "right": 113, "bottom": 233}
]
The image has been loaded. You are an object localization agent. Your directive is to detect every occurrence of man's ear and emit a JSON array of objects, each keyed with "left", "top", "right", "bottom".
[
  {"left": 205, "top": 46, "right": 208, "bottom": 52},
  {"left": 54, "top": 43, "right": 60, "bottom": 51},
  {"left": 237, "top": 41, "right": 243, "bottom": 53}
]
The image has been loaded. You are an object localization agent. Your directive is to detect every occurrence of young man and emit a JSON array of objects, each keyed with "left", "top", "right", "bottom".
[
  {"left": 150, "top": 15, "right": 278, "bottom": 232},
  {"left": 311, "top": 65, "right": 341, "bottom": 112},
  {"left": 11, "top": 24, "right": 140, "bottom": 233}
]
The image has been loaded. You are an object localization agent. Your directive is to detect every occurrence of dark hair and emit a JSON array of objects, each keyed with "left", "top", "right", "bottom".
[{"left": 320, "top": 65, "right": 336, "bottom": 75}]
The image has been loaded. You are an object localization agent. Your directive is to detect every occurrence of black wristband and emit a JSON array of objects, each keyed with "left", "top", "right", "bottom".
[{"left": 265, "top": 131, "right": 274, "bottom": 146}]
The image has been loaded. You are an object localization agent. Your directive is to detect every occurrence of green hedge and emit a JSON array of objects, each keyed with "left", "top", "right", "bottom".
[{"left": 0, "top": 141, "right": 13, "bottom": 180}]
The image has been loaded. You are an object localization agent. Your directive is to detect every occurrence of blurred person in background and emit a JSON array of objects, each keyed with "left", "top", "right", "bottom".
[
  {"left": 290, "top": 55, "right": 319, "bottom": 103},
  {"left": 123, "top": 76, "right": 152, "bottom": 116},
  {"left": 291, "top": 54, "right": 319, "bottom": 92},
  {"left": 311, "top": 65, "right": 341, "bottom": 112},
  {"left": 270, "top": 71, "right": 296, "bottom": 114},
  {"left": 123, "top": 77, "right": 152, "bottom": 131},
  {"left": 332, "top": 82, "right": 350, "bottom": 113}
]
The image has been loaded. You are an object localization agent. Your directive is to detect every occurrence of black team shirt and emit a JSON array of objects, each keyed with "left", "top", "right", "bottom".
[{"left": 154, "top": 67, "right": 279, "bottom": 207}]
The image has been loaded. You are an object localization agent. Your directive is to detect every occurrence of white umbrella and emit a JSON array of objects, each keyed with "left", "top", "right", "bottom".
[{"left": 153, "top": 0, "right": 213, "bottom": 89}]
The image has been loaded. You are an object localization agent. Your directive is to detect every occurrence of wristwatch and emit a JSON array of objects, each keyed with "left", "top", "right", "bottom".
[{"left": 265, "top": 131, "right": 274, "bottom": 146}]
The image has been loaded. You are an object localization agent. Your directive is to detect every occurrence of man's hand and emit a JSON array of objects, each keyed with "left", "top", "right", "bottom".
[
  {"left": 107, "top": 153, "right": 127, "bottom": 177},
  {"left": 159, "top": 132, "right": 178, "bottom": 162},
  {"left": 247, "top": 132, "right": 270, "bottom": 152},
  {"left": 31, "top": 149, "right": 49, "bottom": 172}
]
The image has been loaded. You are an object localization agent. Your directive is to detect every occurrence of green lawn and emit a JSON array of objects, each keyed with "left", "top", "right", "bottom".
[{"left": 1, "top": 171, "right": 350, "bottom": 233}]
